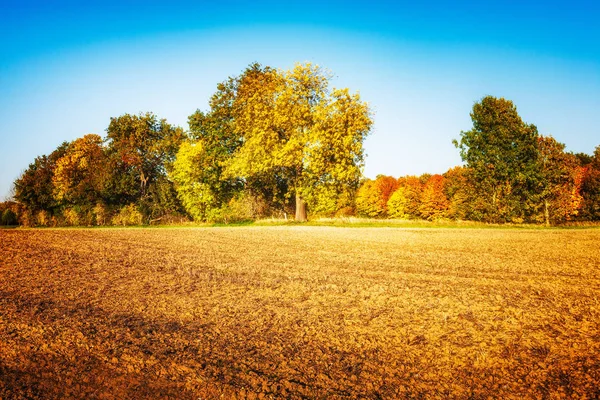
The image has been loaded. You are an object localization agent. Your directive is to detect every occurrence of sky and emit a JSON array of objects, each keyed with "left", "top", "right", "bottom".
[{"left": 1, "top": 0, "right": 599, "bottom": 200}]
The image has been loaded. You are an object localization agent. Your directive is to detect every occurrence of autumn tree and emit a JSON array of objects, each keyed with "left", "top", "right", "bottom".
[
  {"left": 454, "top": 96, "right": 539, "bottom": 222},
  {"left": 52, "top": 134, "right": 106, "bottom": 206},
  {"left": 13, "top": 142, "right": 70, "bottom": 214},
  {"left": 105, "top": 113, "right": 186, "bottom": 219},
  {"left": 173, "top": 65, "right": 292, "bottom": 222},
  {"left": 419, "top": 174, "right": 449, "bottom": 220},
  {"left": 387, "top": 176, "right": 424, "bottom": 219},
  {"left": 580, "top": 145, "right": 600, "bottom": 220},
  {"left": 225, "top": 63, "right": 372, "bottom": 221},
  {"left": 535, "top": 136, "right": 583, "bottom": 225},
  {"left": 443, "top": 166, "right": 477, "bottom": 220},
  {"left": 355, "top": 175, "right": 399, "bottom": 217}
]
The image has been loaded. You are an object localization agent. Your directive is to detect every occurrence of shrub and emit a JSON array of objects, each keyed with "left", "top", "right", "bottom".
[{"left": 112, "top": 204, "right": 143, "bottom": 226}]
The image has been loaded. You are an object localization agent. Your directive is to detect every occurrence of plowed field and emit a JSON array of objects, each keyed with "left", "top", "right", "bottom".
[{"left": 1, "top": 227, "right": 599, "bottom": 399}]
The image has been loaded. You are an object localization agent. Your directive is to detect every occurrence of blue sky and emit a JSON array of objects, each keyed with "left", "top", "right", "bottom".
[{"left": 1, "top": 0, "right": 599, "bottom": 200}]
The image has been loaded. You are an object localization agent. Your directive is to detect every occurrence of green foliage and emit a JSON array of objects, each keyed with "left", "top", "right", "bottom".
[
  {"left": 10, "top": 71, "right": 600, "bottom": 227},
  {"left": 171, "top": 141, "right": 229, "bottom": 222},
  {"left": 105, "top": 112, "right": 185, "bottom": 218},
  {"left": 13, "top": 142, "right": 69, "bottom": 213},
  {"left": 1, "top": 209, "right": 17, "bottom": 226},
  {"left": 454, "top": 96, "right": 540, "bottom": 222},
  {"left": 581, "top": 146, "right": 600, "bottom": 220},
  {"left": 535, "top": 136, "right": 582, "bottom": 225}
]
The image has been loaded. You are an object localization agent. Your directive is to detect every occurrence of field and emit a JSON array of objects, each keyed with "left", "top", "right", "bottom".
[{"left": 1, "top": 227, "right": 599, "bottom": 399}]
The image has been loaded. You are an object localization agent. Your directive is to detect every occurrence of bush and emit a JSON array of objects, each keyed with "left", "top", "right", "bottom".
[
  {"left": 218, "top": 193, "right": 271, "bottom": 223},
  {"left": 112, "top": 204, "right": 143, "bottom": 226},
  {"left": 1, "top": 209, "right": 17, "bottom": 226}
]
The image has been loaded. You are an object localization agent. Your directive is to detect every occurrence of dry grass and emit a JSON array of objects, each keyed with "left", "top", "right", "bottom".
[{"left": 1, "top": 226, "right": 599, "bottom": 399}]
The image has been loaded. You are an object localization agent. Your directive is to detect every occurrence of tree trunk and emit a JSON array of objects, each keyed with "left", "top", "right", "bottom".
[
  {"left": 544, "top": 199, "right": 550, "bottom": 227},
  {"left": 295, "top": 192, "right": 307, "bottom": 222}
]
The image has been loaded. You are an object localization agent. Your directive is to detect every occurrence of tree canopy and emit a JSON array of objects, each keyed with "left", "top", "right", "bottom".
[
  {"left": 7, "top": 66, "right": 600, "bottom": 226},
  {"left": 454, "top": 96, "right": 540, "bottom": 222}
]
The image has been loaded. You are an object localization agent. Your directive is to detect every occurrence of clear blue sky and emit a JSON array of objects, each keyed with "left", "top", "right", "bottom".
[{"left": 1, "top": 0, "right": 599, "bottom": 200}]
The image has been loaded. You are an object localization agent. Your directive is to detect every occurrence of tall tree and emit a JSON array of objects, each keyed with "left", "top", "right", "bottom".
[
  {"left": 454, "top": 96, "right": 539, "bottom": 222},
  {"left": 174, "top": 64, "right": 288, "bottom": 222},
  {"left": 105, "top": 112, "right": 185, "bottom": 216},
  {"left": 226, "top": 63, "right": 372, "bottom": 221}
]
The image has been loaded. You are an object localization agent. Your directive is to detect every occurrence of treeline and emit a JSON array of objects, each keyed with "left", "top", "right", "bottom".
[
  {"left": 3, "top": 63, "right": 600, "bottom": 227},
  {"left": 356, "top": 96, "right": 600, "bottom": 225},
  {"left": 3, "top": 63, "right": 372, "bottom": 226}
]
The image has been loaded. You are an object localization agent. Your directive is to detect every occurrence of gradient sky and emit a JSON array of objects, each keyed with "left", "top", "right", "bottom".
[{"left": 1, "top": 0, "right": 599, "bottom": 200}]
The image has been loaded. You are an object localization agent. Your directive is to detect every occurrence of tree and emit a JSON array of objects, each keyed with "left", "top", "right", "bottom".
[
  {"left": 536, "top": 136, "right": 582, "bottom": 225},
  {"left": 171, "top": 140, "right": 230, "bottom": 221},
  {"left": 52, "top": 134, "right": 106, "bottom": 206},
  {"left": 387, "top": 176, "right": 424, "bottom": 219},
  {"left": 1, "top": 208, "right": 17, "bottom": 226},
  {"left": 13, "top": 142, "right": 69, "bottom": 214},
  {"left": 454, "top": 96, "right": 539, "bottom": 222},
  {"left": 581, "top": 145, "right": 600, "bottom": 220},
  {"left": 225, "top": 63, "right": 372, "bottom": 221},
  {"left": 443, "top": 166, "right": 474, "bottom": 220},
  {"left": 175, "top": 64, "right": 287, "bottom": 221},
  {"left": 355, "top": 175, "right": 399, "bottom": 218},
  {"left": 105, "top": 112, "right": 185, "bottom": 218},
  {"left": 419, "top": 174, "right": 449, "bottom": 220}
]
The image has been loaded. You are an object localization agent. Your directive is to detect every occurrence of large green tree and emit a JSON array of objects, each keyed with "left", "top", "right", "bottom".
[{"left": 454, "top": 96, "right": 540, "bottom": 222}]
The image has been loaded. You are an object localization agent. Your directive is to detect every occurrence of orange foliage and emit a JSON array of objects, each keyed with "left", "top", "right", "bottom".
[
  {"left": 356, "top": 175, "right": 399, "bottom": 217},
  {"left": 419, "top": 174, "right": 449, "bottom": 220}
]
